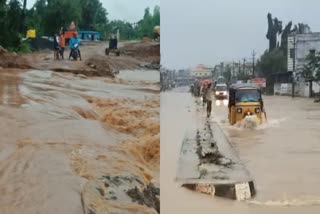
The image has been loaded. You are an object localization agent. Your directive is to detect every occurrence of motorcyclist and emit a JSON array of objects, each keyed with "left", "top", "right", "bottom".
[{"left": 69, "top": 33, "right": 82, "bottom": 60}]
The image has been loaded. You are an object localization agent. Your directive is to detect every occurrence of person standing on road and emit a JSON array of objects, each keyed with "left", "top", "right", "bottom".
[
  {"left": 59, "top": 32, "right": 65, "bottom": 60},
  {"left": 201, "top": 84, "right": 207, "bottom": 106},
  {"left": 53, "top": 33, "right": 60, "bottom": 60},
  {"left": 205, "top": 83, "right": 214, "bottom": 118}
]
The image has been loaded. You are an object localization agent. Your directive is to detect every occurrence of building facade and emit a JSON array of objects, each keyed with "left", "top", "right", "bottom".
[
  {"left": 191, "top": 64, "right": 212, "bottom": 78},
  {"left": 287, "top": 32, "right": 320, "bottom": 97}
]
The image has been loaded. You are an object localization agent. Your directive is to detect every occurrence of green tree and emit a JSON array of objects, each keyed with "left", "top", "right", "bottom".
[
  {"left": 152, "top": 5, "right": 160, "bottom": 26},
  {"left": 138, "top": 7, "right": 153, "bottom": 37},
  {"left": 266, "top": 13, "right": 282, "bottom": 51},
  {"left": 0, "top": 0, "right": 8, "bottom": 45},
  {"left": 303, "top": 52, "right": 320, "bottom": 81},
  {"left": 256, "top": 48, "right": 286, "bottom": 93},
  {"left": 257, "top": 48, "right": 287, "bottom": 77},
  {"left": 1, "top": 0, "right": 23, "bottom": 49},
  {"left": 79, "top": 0, "right": 108, "bottom": 31},
  {"left": 108, "top": 20, "right": 135, "bottom": 40},
  {"left": 44, "top": 0, "right": 81, "bottom": 35}
]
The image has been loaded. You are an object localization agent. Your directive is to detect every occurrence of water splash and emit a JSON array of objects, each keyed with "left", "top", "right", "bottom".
[{"left": 235, "top": 115, "right": 259, "bottom": 129}]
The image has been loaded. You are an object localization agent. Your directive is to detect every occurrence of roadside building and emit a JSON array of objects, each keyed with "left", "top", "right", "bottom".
[
  {"left": 191, "top": 64, "right": 213, "bottom": 79},
  {"left": 283, "top": 32, "right": 320, "bottom": 97},
  {"left": 78, "top": 31, "right": 100, "bottom": 41}
]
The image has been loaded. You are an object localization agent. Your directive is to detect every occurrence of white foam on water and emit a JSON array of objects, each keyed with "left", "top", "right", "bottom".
[
  {"left": 248, "top": 197, "right": 320, "bottom": 207},
  {"left": 256, "top": 117, "right": 288, "bottom": 130},
  {"left": 235, "top": 115, "right": 259, "bottom": 130}
]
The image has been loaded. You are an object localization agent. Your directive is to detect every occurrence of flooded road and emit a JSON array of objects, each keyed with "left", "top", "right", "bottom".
[
  {"left": 0, "top": 69, "right": 159, "bottom": 214},
  {"left": 161, "top": 87, "right": 320, "bottom": 214}
]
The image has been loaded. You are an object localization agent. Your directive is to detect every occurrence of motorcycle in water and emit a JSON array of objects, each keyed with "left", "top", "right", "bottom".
[{"left": 71, "top": 43, "right": 81, "bottom": 61}]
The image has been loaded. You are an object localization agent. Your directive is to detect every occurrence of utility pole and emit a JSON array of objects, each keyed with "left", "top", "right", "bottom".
[
  {"left": 292, "top": 35, "right": 296, "bottom": 98},
  {"left": 252, "top": 50, "right": 256, "bottom": 78},
  {"left": 238, "top": 60, "right": 241, "bottom": 78},
  {"left": 232, "top": 61, "right": 235, "bottom": 79},
  {"left": 243, "top": 58, "right": 246, "bottom": 77}
]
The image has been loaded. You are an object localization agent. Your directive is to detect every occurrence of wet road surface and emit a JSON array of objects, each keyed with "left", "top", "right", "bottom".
[
  {"left": 0, "top": 69, "right": 159, "bottom": 214},
  {"left": 161, "top": 87, "right": 320, "bottom": 214}
]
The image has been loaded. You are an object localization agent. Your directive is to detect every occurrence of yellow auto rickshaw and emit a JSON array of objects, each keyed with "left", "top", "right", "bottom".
[{"left": 228, "top": 84, "right": 266, "bottom": 125}]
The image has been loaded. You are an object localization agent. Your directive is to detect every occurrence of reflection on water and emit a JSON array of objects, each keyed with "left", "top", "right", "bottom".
[
  {"left": 117, "top": 69, "right": 160, "bottom": 82},
  {"left": 0, "top": 69, "right": 25, "bottom": 107}
]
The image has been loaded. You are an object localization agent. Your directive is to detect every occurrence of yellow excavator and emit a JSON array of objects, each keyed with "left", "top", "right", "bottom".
[
  {"left": 153, "top": 26, "right": 160, "bottom": 41},
  {"left": 143, "top": 26, "right": 160, "bottom": 41}
]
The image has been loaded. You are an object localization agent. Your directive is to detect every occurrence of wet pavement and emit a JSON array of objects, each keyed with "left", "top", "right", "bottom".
[
  {"left": 161, "top": 87, "right": 320, "bottom": 214},
  {"left": 0, "top": 69, "right": 159, "bottom": 214}
]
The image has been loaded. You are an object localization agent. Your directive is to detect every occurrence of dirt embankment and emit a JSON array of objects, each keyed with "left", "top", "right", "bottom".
[
  {"left": 70, "top": 96, "right": 160, "bottom": 214},
  {"left": 119, "top": 42, "right": 160, "bottom": 64},
  {"left": 0, "top": 47, "right": 33, "bottom": 69},
  {"left": 0, "top": 41, "right": 160, "bottom": 77}
]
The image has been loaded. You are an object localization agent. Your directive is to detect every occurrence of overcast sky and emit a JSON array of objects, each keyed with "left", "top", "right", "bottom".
[
  {"left": 161, "top": 0, "right": 320, "bottom": 69},
  {"left": 27, "top": 0, "right": 160, "bottom": 22}
]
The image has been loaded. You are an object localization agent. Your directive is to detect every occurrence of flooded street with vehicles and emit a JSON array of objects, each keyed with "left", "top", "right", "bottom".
[{"left": 161, "top": 87, "right": 320, "bottom": 214}]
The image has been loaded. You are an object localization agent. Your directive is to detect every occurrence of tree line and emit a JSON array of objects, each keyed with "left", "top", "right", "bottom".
[
  {"left": 247, "top": 12, "right": 319, "bottom": 93},
  {"left": 0, "top": 0, "right": 160, "bottom": 51}
]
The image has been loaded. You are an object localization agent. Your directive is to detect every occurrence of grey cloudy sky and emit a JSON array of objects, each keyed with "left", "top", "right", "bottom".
[
  {"left": 161, "top": 0, "right": 320, "bottom": 69},
  {"left": 27, "top": 0, "right": 160, "bottom": 22}
]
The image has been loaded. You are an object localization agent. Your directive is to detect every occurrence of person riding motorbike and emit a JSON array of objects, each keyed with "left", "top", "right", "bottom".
[{"left": 69, "top": 33, "right": 82, "bottom": 61}]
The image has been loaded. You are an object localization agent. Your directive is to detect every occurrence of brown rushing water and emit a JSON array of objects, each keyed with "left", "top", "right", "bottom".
[
  {"left": 0, "top": 69, "right": 159, "bottom": 214},
  {"left": 161, "top": 87, "right": 320, "bottom": 214}
]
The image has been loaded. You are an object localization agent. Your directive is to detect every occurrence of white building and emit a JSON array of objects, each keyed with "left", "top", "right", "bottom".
[
  {"left": 191, "top": 64, "right": 212, "bottom": 78},
  {"left": 286, "top": 32, "right": 320, "bottom": 97}
]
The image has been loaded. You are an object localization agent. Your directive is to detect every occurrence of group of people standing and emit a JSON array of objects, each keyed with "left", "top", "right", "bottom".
[{"left": 53, "top": 32, "right": 81, "bottom": 61}]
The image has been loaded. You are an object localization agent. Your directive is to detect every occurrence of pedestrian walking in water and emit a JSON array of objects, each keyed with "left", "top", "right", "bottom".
[
  {"left": 201, "top": 84, "right": 207, "bottom": 106},
  {"left": 205, "top": 83, "right": 214, "bottom": 118},
  {"left": 59, "top": 32, "right": 65, "bottom": 60}
]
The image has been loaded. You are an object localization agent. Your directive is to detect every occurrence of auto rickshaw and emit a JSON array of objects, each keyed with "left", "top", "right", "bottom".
[{"left": 228, "top": 84, "right": 266, "bottom": 125}]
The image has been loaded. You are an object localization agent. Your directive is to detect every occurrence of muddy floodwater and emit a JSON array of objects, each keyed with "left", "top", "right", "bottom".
[
  {"left": 0, "top": 68, "right": 159, "bottom": 214},
  {"left": 161, "top": 87, "right": 320, "bottom": 214},
  {"left": 118, "top": 70, "right": 160, "bottom": 82}
]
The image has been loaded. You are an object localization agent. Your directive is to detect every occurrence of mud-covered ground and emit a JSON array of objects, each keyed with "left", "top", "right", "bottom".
[
  {"left": 0, "top": 41, "right": 160, "bottom": 214},
  {"left": 0, "top": 41, "right": 160, "bottom": 77}
]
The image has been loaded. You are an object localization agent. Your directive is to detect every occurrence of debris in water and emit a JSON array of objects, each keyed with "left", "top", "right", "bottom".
[{"left": 81, "top": 175, "right": 159, "bottom": 214}]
